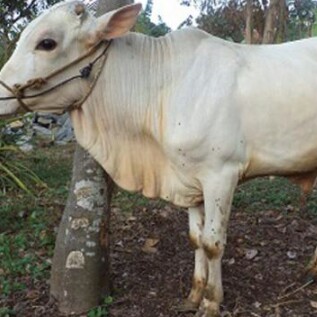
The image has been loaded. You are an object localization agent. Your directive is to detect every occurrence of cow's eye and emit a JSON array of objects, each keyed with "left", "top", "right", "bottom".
[{"left": 36, "top": 39, "right": 57, "bottom": 51}]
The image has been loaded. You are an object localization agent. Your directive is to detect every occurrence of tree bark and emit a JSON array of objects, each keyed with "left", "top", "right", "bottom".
[
  {"left": 262, "top": 0, "right": 280, "bottom": 44},
  {"left": 50, "top": 145, "right": 114, "bottom": 314},
  {"left": 276, "top": 0, "right": 287, "bottom": 43},
  {"left": 245, "top": 0, "right": 253, "bottom": 44}
]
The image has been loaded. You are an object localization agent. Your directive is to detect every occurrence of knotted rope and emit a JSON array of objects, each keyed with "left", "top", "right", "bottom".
[{"left": 0, "top": 40, "right": 112, "bottom": 113}]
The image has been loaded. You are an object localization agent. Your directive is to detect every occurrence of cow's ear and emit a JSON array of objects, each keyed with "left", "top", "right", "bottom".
[{"left": 94, "top": 3, "right": 142, "bottom": 41}]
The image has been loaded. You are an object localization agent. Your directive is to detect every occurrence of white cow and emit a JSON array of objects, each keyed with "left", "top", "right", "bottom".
[{"left": 1, "top": 1, "right": 317, "bottom": 316}]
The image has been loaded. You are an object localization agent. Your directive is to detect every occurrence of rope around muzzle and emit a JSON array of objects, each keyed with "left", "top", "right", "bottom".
[{"left": 0, "top": 40, "right": 112, "bottom": 113}]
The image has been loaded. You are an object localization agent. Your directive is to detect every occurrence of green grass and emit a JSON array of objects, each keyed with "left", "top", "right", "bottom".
[
  {"left": 234, "top": 176, "right": 317, "bottom": 214},
  {"left": 0, "top": 145, "right": 73, "bottom": 301},
  {"left": 234, "top": 177, "right": 299, "bottom": 211}
]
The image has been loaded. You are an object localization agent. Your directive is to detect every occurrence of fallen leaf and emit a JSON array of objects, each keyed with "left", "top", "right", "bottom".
[
  {"left": 228, "top": 258, "right": 235, "bottom": 265},
  {"left": 287, "top": 251, "right": 297, "bottom": 259},
  {"left": 245, "top": 249, "right": 258, "bottom": 260},
  {"left": 253, "top": 301, "right": 261, "bottom": 308},
  {"left": 144, "top": 238, "right": 159, "bottom": 247},
  {"left": 142, "top": 238, "right": 159, "bottom": 254},
  {"left": 310, "top": 301, "right": 317, "bottom": 309}
]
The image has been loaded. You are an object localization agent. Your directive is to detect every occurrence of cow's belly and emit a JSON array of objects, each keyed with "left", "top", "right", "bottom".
[
  {"left": 91, "top": 134, "right": 204, "bottom": 208},
  {"left": 110, "top": 159, "right": 203, "bottom": 207},
  {"left": 242, "top": 124, "right": 317, "bottom": 179},
  {"left": 244, "top": 144, "right": 317, "bottom": 179},
  {"left": 140, "top": 164, "right": 203, "bottom": 207}
]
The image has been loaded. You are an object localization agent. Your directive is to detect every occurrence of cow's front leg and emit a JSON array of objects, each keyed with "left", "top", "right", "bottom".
[
  {"left": 196, "top": 169, "right": 238, "bottom": 317},
  {"left": 178, "top": 205, "right": 207, "bottom": 312}
]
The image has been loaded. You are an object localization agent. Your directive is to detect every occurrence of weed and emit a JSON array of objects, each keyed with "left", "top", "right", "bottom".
[
  {"left": 0, "top": 307, "right": 14, "bottom": 317},
  {"left": 0, "top": 116, "right": 46, "bottom": 194},
  {"left": 88, "top": 297, "right": 113, "bottom": 317}
]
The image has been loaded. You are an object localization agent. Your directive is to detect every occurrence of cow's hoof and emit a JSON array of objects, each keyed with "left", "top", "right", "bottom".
[
  {"left": 195, "top": 299, "right": 220, "bottom": 317},
  {"left": 173, "top": 299, "right": 199, "bottom": 312}
]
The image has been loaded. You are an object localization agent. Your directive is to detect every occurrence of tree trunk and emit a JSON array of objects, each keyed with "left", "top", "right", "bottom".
[
  {"left": 245, "top": 0, "right": 253, "bottom": 44},
  {"left": 276, "top": 0, "right": 287, "bottom": 43},
  {"left": 262, "top": 0, "right": 280, "bottom": 44},
  {"left": 50, "top": 145, "right": 114, "bottom": 314}
]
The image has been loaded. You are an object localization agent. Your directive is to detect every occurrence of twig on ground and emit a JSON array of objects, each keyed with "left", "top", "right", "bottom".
[
  {"left": 271, "top": 299, "right": 303, "bottom": 308},
  {"left": 250, "top": 312, "right": 262, "bottom": 317},
  {"left": 278, "top": 280, "right": 314, "bottom": 300},
  {"left": 274, "top": 305, "right": 281, "bottom": 317},
  {"left": 280, "top": 282, "right": 296, "bottom": 295}
]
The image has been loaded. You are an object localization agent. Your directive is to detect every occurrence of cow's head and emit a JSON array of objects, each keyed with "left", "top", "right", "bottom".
[{"left": 0, "top": 1, "right": 142, "bottom": 116}]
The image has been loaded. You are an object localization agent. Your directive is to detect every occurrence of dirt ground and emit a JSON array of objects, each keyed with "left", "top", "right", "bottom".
[{"left": 8, "top": 198, "right": 317, "bottom": 317}]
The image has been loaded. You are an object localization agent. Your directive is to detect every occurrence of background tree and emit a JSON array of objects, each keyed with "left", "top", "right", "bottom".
[
  {"left": 245, "top": 0, "right": 254, "bottom": 43},
  {"left": 0, "top": 0, "right": 59, "bottom": 67},
  {"left": 135, "top": 0, "right": 171, "bottom": 36},
  {"left": 180, "top": 0, "right": 317, "bottom": 43},
  {"left": 288, "top": 0, "right": 317, "bottom": 40},
  {"left": 181, "top": 0, "right": 265, "bottom": 43},
  {"left": 196, "top": 1, "right": 246, "bottom": 42}
]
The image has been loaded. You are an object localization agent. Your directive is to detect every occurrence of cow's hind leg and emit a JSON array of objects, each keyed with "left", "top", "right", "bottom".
[
  {"left": 178, "top": 205, "right": 207, "bottom": 312},
  {"left": 196, "top": 169, "right": 238, "bottom": 317}
]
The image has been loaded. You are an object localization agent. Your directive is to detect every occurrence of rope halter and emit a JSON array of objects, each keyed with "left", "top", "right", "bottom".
[{"left": 0, "top": 40, "right": 112, "bottom": 113}]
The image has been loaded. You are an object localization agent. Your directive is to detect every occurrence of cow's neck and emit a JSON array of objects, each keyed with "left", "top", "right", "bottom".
[
  {"left": 72, "top": 32, "right": 176, "bottom": 140},
  {"left": 70, "top": 32, "right": 183, "bottom": 198}
]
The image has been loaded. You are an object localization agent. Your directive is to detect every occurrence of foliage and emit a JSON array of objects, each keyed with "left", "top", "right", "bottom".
[
  {"left": 195, "top": 0, "right": 247, "bottom": 42},
  {"left": 0, "top": 0, "right": 60, "bottom": 67},
  {"left": 0, "top": 118, "right": 46, "bottom": 195},
  {"left": 180, "top": 0, "right": 317, "bottom": 42},
  {"left": 135, "top": 0, "right": 171, "bottom": 36},
  {"left": 287, "top": 0, "right": 317, "bottom": 40},
  {"left": 181, "top": 0, "right": 266, "bottom": 42}
]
